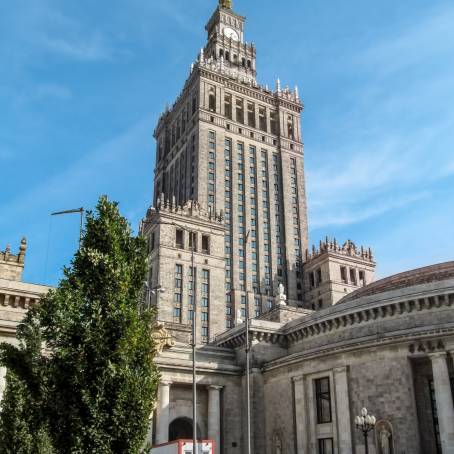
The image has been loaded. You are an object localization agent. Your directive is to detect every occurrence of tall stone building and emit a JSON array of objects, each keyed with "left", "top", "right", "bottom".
[{"left": 149, "top": 0, "right": 308, "bottom": 337}]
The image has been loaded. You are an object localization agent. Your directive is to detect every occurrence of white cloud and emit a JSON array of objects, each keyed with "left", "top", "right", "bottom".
[
  {"left": 40, "top": 34, "right": 113, "bottom": 61},
  {"left": 306, "top": 3, "right": 454, "bottom": 231},
  {"left": 356, "top": 4, "right": 454, "bottom": 77}
]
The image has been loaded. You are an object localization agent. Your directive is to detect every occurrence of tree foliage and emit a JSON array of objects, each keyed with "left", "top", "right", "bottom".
[{"left": 0, "top": 196, "right": 159, "bottom": 453}]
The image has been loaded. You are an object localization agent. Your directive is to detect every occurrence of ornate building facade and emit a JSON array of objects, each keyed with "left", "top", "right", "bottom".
[{"left": 0, "top": 2, "right": 453, "bottom": 454}]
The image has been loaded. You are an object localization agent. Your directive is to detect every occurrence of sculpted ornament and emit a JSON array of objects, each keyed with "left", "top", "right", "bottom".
[
  {"left": 276, "top": 283, "right": 287, "bottom": 306},
  {"left": 219, "top": 0, "right": 233, "bottom": 9},
  {"left": 375, "top": 420, "right": 394, "bottom": 454},
  {"left": 152, "top": 323, "right": 175, "bottom": 354}
]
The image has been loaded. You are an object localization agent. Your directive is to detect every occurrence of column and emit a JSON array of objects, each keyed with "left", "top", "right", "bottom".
[
  {"left": 293, "top": 375, "right": 308, "bottom": 454},
  {"left": 0, "top": 367, "right": 6, "bottom": 405},
  {"left": 156, "top": 381, "right": 171, "bottom": 445},
  {"left": 430, "top": 353, "right": 454, "bottom": 454},
  {"left": 208, "top": 385, "right": 222, "bottom": 451},
  {"left": 334, "top": 367, "right": 353, "bottom": 454}
]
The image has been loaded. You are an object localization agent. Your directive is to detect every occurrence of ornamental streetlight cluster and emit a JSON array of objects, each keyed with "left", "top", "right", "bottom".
[{"left": 355, "top": 407, "right": 376, "bottom": 454}]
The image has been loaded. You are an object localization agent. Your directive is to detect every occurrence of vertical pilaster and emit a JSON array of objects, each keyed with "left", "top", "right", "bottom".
[
  {"left": 208, "top": 385, "right": 222, "bottom": 450},
  {"left": 156, "top": 381, "right": 171, "bottom": 445},
  {"left": 333, "top": 367, "right": 353, "bottom": 454},
  {"left": 293, "top": 375, "right": 308, "bottom": 454},
  {"left": 430, "top": 352, "right": 454, "bottom": 454}
]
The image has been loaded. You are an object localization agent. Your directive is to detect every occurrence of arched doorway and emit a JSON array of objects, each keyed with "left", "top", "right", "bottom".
[{"left": 169, "top": 417, "right": 194, "bottom": 441}]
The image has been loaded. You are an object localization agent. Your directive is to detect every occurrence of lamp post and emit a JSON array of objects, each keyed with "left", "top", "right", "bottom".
[
  {"left": 355, "top": 407, "right": 376, "bottom": 454},
  {"left": 244, "top": 230, "right": 251, "bottom": 454},
  {"left": 51, "top": 207, "right": 84, "bottom": 247}
]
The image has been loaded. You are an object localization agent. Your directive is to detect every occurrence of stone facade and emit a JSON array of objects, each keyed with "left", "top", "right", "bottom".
[
  {"left": 0, "top": 239, "right": 51, "bottom": 401},
  {"left": 151, "top": 0, "right": 309, "bottom": 334},
  {"left": 303, "top": 238, "right": 376, "bottom": 310}
]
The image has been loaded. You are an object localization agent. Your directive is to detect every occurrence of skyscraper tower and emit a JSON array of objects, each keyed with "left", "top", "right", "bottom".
[{"left": 144, "top": 0, "right": 308, "bottom": 339}]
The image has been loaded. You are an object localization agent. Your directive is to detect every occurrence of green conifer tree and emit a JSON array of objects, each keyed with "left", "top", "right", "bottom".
[{"left": 0, "top": 196, "right": 159, "bottom": 453}]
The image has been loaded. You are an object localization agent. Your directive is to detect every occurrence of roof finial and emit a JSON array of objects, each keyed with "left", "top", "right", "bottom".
[{"left": 219, "top": 0, "right": 233, "bottom": 9}]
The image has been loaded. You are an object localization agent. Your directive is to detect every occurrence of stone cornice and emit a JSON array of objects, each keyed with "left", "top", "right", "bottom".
[{"left": 213, "top": 281, "right": 454, "bottom": 357}]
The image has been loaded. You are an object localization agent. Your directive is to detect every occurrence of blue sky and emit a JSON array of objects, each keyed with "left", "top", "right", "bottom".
[{"left": 1, "top": 0, "right": 453, "bottom": 285}]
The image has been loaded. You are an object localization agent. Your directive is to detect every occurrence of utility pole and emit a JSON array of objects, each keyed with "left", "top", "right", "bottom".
[{"left": 244, "top": 229, "right": 251, "bottom": 454}]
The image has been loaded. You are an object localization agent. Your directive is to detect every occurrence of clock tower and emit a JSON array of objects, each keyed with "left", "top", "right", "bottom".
[
  {"left": 204, "top": 0, "right": 256, "bottom": 81},
  {"left": 149, "top": 0, "right": 307, "bottom": 335}
]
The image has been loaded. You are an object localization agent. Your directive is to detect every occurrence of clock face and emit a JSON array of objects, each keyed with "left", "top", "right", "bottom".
[{"left": 224, "top": 27, "right": 239, "bottom": 41}]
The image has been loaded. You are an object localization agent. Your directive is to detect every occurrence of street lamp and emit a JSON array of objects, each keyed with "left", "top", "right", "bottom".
[
  {"left": 244, "top": 230, "right": 252, "bottom": 454},
  {"left": 355, "top": 407, "right": 376, "bottom": 454}
]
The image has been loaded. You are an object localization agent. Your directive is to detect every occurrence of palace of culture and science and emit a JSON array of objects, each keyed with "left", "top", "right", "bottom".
[{"left": 1, "top": 1, "right": 454, "bottom": 453}]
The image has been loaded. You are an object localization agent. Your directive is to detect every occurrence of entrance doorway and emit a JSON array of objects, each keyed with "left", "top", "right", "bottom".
[{"left": 169, "top": 417, "right": 195, "bottom": 441}]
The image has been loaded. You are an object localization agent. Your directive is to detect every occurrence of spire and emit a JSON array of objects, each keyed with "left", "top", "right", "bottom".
[{"left": 219, "top": 0, "right": 233, "bottom": 9}]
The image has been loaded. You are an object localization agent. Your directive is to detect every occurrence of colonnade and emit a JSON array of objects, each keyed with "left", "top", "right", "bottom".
[
  {"left": 430, "top": 352, "right": 454, "bottom": 454},
  {"left": 155, "top": 381, "right": 222, "bottom": 449}
]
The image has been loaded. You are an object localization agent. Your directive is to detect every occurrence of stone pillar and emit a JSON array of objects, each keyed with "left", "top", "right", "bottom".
[
  {"left": 156, "top": 381, "right": 171, "bottom": 445},
  {"left": 334, "top": 367, "right": 353, "bottom": 454},
  {"left": 208, "top": 385, "right": 222, "bottom": 451},
  {"left": 0, "top": 367, "right": 6, "bottom": 406},
  {"left": 293, "top": 375, "right": 308, "bottom": 454},
  {"left": 430, "top": 353, "right": 454, "bottom": 454}
]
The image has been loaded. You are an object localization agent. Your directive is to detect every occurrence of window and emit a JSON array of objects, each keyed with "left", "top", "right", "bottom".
[
  {"left": 259, "top": 106, "right": 267, "bottom": 131},
  {"left": 318, "top": 439, "right": 333, "bottom": 454},
  {"left": 176, "top": 229, "right": 184, "bottom": 249},
  {"left": 173, "top": 307, "right": 181, "bottom": 318},
  {"left": 270, "top": 111, "right": 278, "bottom": 135},
  {"left": 247, "top": 102, "right": 256, "bottom": 128},
  {"left": 225, "top": 93, "right": 232, "bottom": 119},
  {"left": 316, "top": 268, "right": 322, "bottom": 286},
  {"left": 340, "top": 266, "right": 347, "bottom": 283},
  {"left": 201, "top": 312, "right": 208, "bottom": 321},
  {"left": 359, "top": 270, "right": 366, "bottom": 286},
  {"left": 236, "top": 98, "right": 244, "bottom": 124},
  {"left": 208, "top": 87, "right": 216, "bottom": 112},
  {"left": 308, "top": 272, "right": 315, "bottom": 288},
  {"left": 315, "top": 377, "right": 332, "bottom": 424},
  {"left": 350, "top": 268, "right": 357, "bottom": 285},
  {"left": 202, "top": 235, "right": 210, "bottom": 254},
  {"left": 287, "top": 115, "right": 294, "bottom": 139},
  {"left": 201, "top": 326, "right": 208, "bottom": 337},
  {"left": 189, "top": 232, "right": 197, "bottom": 251}
]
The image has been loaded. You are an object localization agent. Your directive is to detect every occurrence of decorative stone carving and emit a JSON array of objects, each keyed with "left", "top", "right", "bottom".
[
  {"left": 152, "top": 323, "right": 175, "bottom": 354},
  {"left": 276, "top": 283, "right": 287, "bottom": 306},
  {"left": 375, "top": 420, "right": 394, "bottom": 454}
]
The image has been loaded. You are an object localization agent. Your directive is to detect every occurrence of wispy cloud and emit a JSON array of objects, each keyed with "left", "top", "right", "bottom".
[
  {"left": 40, "top": 34, "right": 113, "bottom": 62},
  {"left": 356, "top": 4, "right": 454, "bottom": 77},
  {"left": 307, "top": 3, "right": 454, "bottom": 230}
]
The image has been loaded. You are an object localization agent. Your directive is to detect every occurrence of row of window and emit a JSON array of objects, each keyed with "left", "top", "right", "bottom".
[
  {"left": 340, "top": 266, "right": 366, "bottom": 286},
  {"left": 208, "top": 87, "right": 297, "bottom": 139},
  {"left": 218, "top": 48, "right": 252, "bottom": 69},
  {"left": 174, "top": 264, "right": 210, "bottom": 342},
  {"left": 175, "top": 229, "right": 210, "bottom": 255}
]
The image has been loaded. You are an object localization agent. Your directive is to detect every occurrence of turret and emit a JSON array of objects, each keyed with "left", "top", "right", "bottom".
[
  {"left": 303, "top": 238, "right": 376, "bottom": 309},
  {"left": 0, "top": 238, "right": 27, "bottom": 281}
]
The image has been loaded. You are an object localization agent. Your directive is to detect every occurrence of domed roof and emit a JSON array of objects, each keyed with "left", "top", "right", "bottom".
[{"left": 340, "top": 261, "right": 454, "bottom": 304}]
